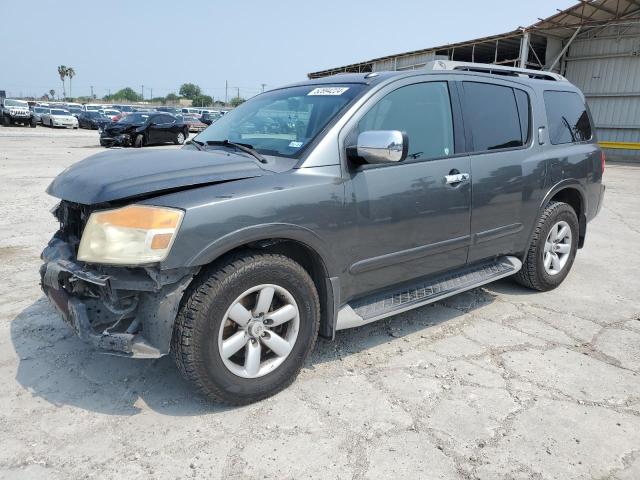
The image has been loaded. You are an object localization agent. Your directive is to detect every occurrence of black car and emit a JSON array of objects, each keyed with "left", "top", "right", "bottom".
[
  {"left": 201, "top": 111, "right": 221, "bottom": 125},
  {"left": 99, "top": 112, "right": 188, "bottom": 147},
  {"left": 78, "top": 111, "right": 110, "bottom": 130}
]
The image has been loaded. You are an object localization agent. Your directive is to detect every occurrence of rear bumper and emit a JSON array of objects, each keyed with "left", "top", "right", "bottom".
[
  {"left": 40, "top": 236, "right": 197, "bottom": 358},
  {"left": 595, "top": 183, "right": 606, "bottom": 217}
]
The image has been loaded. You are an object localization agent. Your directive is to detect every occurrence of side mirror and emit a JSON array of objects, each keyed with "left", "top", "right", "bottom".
[{"left": 355, "top": 130, "right": 408, "bottom": 164}]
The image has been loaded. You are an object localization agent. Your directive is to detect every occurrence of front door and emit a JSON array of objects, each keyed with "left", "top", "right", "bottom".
[{"left": 343, "top": 80, "right": 471, "bottom": 300}]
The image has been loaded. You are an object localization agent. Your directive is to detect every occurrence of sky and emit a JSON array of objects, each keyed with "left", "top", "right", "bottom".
[{"left": 0, "top": 0, "right": 577, "bottom": 100}]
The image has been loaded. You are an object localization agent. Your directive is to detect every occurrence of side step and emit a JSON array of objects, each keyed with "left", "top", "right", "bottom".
[{"left": 335, "top": 256, "right": 522, "bottom": 330}]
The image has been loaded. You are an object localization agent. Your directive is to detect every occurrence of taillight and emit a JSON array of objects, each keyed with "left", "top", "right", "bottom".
[{"left": 600, "top": 150, "right": 606, "bottom": 174}]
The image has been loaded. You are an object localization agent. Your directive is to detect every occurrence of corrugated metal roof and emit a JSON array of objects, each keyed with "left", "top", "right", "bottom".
[{"left": 308, "top": 0, "right": 640, "bottom": 78}]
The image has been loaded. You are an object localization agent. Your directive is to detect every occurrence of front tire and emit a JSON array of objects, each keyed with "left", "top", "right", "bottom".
[
  {"left": 133, "top": 134, "right": 144, "bottom": 148},
  {"left": 1, "top": 116, "right": 9, "bottom": 127},
  {"left": 514, "top": 201, "right": 579, "bottom": 291},
  {"left": 30, "top": 118, "right": 37, "bottom": 128},
  {"left": 172, "top": 253, "right": 320, "bottom": 405}
]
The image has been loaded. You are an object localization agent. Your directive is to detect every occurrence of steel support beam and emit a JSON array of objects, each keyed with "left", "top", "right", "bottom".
[
  {"left": 549, "top": 27, "right": 582, "bottom": 71},
  {"left": 518, "top": 32, "right": 530, "bottom": 68}
]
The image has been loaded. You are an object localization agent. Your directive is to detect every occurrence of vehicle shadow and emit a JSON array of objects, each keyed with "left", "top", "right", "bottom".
[{"left": 11, "top": 287, "right": 497, "bottom": 416}]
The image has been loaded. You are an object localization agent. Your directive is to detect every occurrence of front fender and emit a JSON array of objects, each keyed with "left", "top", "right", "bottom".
[{"left": 184, "top": 222, "right": 336, "bottom": 274}]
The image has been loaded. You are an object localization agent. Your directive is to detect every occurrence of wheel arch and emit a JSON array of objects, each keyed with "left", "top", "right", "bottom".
[
  {"left": 184, "top": 224, "right": 336, "bottom": 339},
  {"left": 523, "top": 181, "right": 587, "bottom": 258}
]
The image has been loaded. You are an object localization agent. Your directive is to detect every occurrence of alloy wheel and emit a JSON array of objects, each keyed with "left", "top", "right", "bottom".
[
  {"left": 217, "top": 284, "right": 300, "bottom": 378},
  {"left": 543, "top": 220, "right": 572, "bottom": 275}
]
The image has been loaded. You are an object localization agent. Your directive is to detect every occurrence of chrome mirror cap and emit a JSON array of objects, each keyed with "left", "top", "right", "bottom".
[{"left": 356, "top": 130, "right": 408, "bottom": 164}]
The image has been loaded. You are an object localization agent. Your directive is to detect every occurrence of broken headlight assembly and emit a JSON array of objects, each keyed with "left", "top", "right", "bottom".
[{"left": 77, "top": 205, "right": 184, "bottom": 265}]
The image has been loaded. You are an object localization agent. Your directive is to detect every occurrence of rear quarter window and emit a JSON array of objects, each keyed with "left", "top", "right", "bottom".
[{"left": 543, "top": 90, "right": 592, "bottom": 145}]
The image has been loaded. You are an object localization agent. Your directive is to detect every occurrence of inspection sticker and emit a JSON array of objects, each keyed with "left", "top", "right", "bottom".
[
  {"left": 307, "top": 87, "right": 349, "bottom": 96},
  {"left": 289, "top": 141, "right": 304, "bottom": 148}
]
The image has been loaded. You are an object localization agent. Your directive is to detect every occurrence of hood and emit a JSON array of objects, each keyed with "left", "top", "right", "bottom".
[
  {"left": 104, "top": 122, "right": 140, "bottom": 133},
  {"left": 47, "top": 148, "right": 271, "bottom": 205}
]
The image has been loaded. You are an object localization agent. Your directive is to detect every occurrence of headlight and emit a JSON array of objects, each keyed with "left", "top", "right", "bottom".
[{"left": 77, "top": 205, "right": 184, "bottom": 265}]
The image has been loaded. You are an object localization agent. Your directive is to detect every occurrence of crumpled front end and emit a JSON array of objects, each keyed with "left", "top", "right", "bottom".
[
  {"left": 40, "top": 201, "right": 198, "bottom": 358},
  {"left": 99, "top": 130, "right": 132, "bottom": 147}
]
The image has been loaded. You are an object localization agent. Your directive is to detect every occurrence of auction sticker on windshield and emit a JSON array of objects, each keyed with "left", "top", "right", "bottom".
[{"left": 307, "top": 87, "right": 349, "bottom": 96}]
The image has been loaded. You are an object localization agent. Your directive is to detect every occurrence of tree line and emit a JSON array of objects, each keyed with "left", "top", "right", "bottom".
[{"left": 45, "top": 67, "right": 246, "bottom": 107}]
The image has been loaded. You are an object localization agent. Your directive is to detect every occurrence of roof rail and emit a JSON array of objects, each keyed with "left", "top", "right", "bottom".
[{"left": 422, "top": 60, "right": 568, "bottom": 82}]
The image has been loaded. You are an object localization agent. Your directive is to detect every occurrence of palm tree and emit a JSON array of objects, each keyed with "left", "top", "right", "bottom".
[
  {"left": 57, "top": 65, "right": 67, "bottom": 99},
  {"left": 66, "top": 67, "right": 75, "bottom": 99},
  {"left": 49, "top": 89, "right": 55, "bottom": 100}
]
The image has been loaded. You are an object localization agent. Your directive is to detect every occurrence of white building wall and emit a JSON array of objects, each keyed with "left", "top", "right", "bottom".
[{"left": 563, "top": 25, "right": 640, "bottom": 157}]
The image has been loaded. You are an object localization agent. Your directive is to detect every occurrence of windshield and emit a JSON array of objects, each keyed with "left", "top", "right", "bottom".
[
  {"left": 195, "top": 84, "right": 363, "bottom": 157},
  {"left": 87, "top": 112, "right": 101, "bottom": 118},
  {"left": 119, "top": 113, "right": 149, "bottom": 123},
  {"left": 51, "top": 109, "right": 69, "bottom": 115},
  {"left": 85, "top": 105, "right": 100, "bottom": 111},
  {"left": 5, "top": 99, "right": 28, "bottom": 107},
  {"left": 34, "top": 108, "right": 47, "bottom": 113}
]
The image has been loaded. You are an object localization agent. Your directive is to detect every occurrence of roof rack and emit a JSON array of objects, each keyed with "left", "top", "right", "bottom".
[{"left": 422, "top": 60, "right": 568, "bottom": 82}]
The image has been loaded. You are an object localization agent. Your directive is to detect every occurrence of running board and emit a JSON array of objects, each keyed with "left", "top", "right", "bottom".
[{"left": 335, "top": 256, "right": 522, "bottom": 330}]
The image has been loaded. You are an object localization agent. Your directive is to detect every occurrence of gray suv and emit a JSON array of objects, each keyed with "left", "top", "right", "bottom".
[{"left": 40, "top": 61, "right": 605, "bottom": 404}]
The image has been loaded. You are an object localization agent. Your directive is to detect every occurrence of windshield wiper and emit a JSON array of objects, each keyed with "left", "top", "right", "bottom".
[
  {"left": 205, "top": 140, "right": 268, "bottom": 164},
  {"left": 186, "top": 139, "right": 205, "bottom": 151}
]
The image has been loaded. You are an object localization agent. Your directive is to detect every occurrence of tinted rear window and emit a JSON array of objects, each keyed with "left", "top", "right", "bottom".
[
  {"left": 462, "top": 82, "right": 525, "bottom": 152},
  {"left": 543, "top": 91, "right": 592, "bottom": 145}
]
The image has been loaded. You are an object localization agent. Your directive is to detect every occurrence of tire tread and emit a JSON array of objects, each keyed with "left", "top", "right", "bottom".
[{"left": 172, "top": 253, "right": 319, "bottom": 405}]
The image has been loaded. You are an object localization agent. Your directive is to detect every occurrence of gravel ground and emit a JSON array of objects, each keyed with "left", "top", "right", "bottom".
[{"left": 1, "top": 126, "right": 639, "bottom": 480}]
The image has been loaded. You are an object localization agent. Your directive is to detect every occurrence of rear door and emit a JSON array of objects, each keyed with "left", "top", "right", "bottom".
[{"left": 459, "top": 79, "right": 543, "bottom": 263}]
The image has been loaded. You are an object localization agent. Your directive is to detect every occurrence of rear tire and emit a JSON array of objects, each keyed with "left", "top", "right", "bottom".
[
  {"left": 513, "top": 201, "right": 579, "bottom": 291},
  {"left": 30, "top": 118, "right": 37, "bottom": 128},
  {"left": 172, "top": 253, "right": 320, "bottom": 405},
  {"left": 174, "top": 131, "right": 185, "bottom": 145},
  {"left": 133, "top": 134, "right": 144, "bottom": 148}
]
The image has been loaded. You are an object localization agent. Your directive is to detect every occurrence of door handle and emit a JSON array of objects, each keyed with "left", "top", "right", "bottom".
[{"left": 444, "top": 172, "right": 470, "bottom": 185}]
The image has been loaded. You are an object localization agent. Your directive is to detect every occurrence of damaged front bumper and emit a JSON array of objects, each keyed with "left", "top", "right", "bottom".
[
  {"left": 40, "top": 236, "right": 197, "bottom": 358},
  {"left": 99, "top": 133, "right": 131, "bottom": 147}
]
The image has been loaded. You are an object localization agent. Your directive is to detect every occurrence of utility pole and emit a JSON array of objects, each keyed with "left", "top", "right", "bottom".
[
  {"left": 225, "top": 80, "right": 228, "bottom": 104},
  {"left": 236, "top": 86, "right": 240, "bottom": 99},
  {"left": 150, "top": 88, "right": 153, "bottom": 99},
  {"left": 90, "top": 85, "right": 94, "bottom": 98},
  {"left": 261, "top": 83, "right": 267, "bottom": 93},
  {"left": 141, "top": 85, "right": 144, "bottom": 100}
]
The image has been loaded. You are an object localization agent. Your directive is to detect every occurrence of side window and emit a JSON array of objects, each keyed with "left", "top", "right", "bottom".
[
  {"left": 543, "top": 90, "right": 592, "bottom": 145},
  {"left": 356, "top": 82, "right": 454, "bottom": 161},
  {"left": 462, "top": 82, "right": 523, "bottom": 151}
]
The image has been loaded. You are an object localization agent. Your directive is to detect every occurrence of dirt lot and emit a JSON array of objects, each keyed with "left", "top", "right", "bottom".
[{"left": 1, "top": 126, "right": 639, "bottom": 480}]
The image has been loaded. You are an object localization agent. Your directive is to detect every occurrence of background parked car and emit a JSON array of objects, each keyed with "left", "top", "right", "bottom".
[
  {"left": 41, "top": 109, "right": 79, "bottom": 129},
  {"left": 201, "top": 111, "right": 221, "bottom": 125},
  {"left": 78, "top": 111, "right": 110, "bottom": 130},
  {"left": 67, "top": 107, "right": 83, "bottom": 118},
  {"left": 1, "top": 98, "right": 36, "bottom": 127},
  {"left": 32, "top": 106, "right": 50, "bottom": 124},
  {"left": 182, "top": 114, "right": 207, "bottom": 133},
  {"left": 100, "top": 112, "right": 188, "bottom": 148},
  {"left": 98, "top": 109, "right": 121, "bottom": 121}
]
